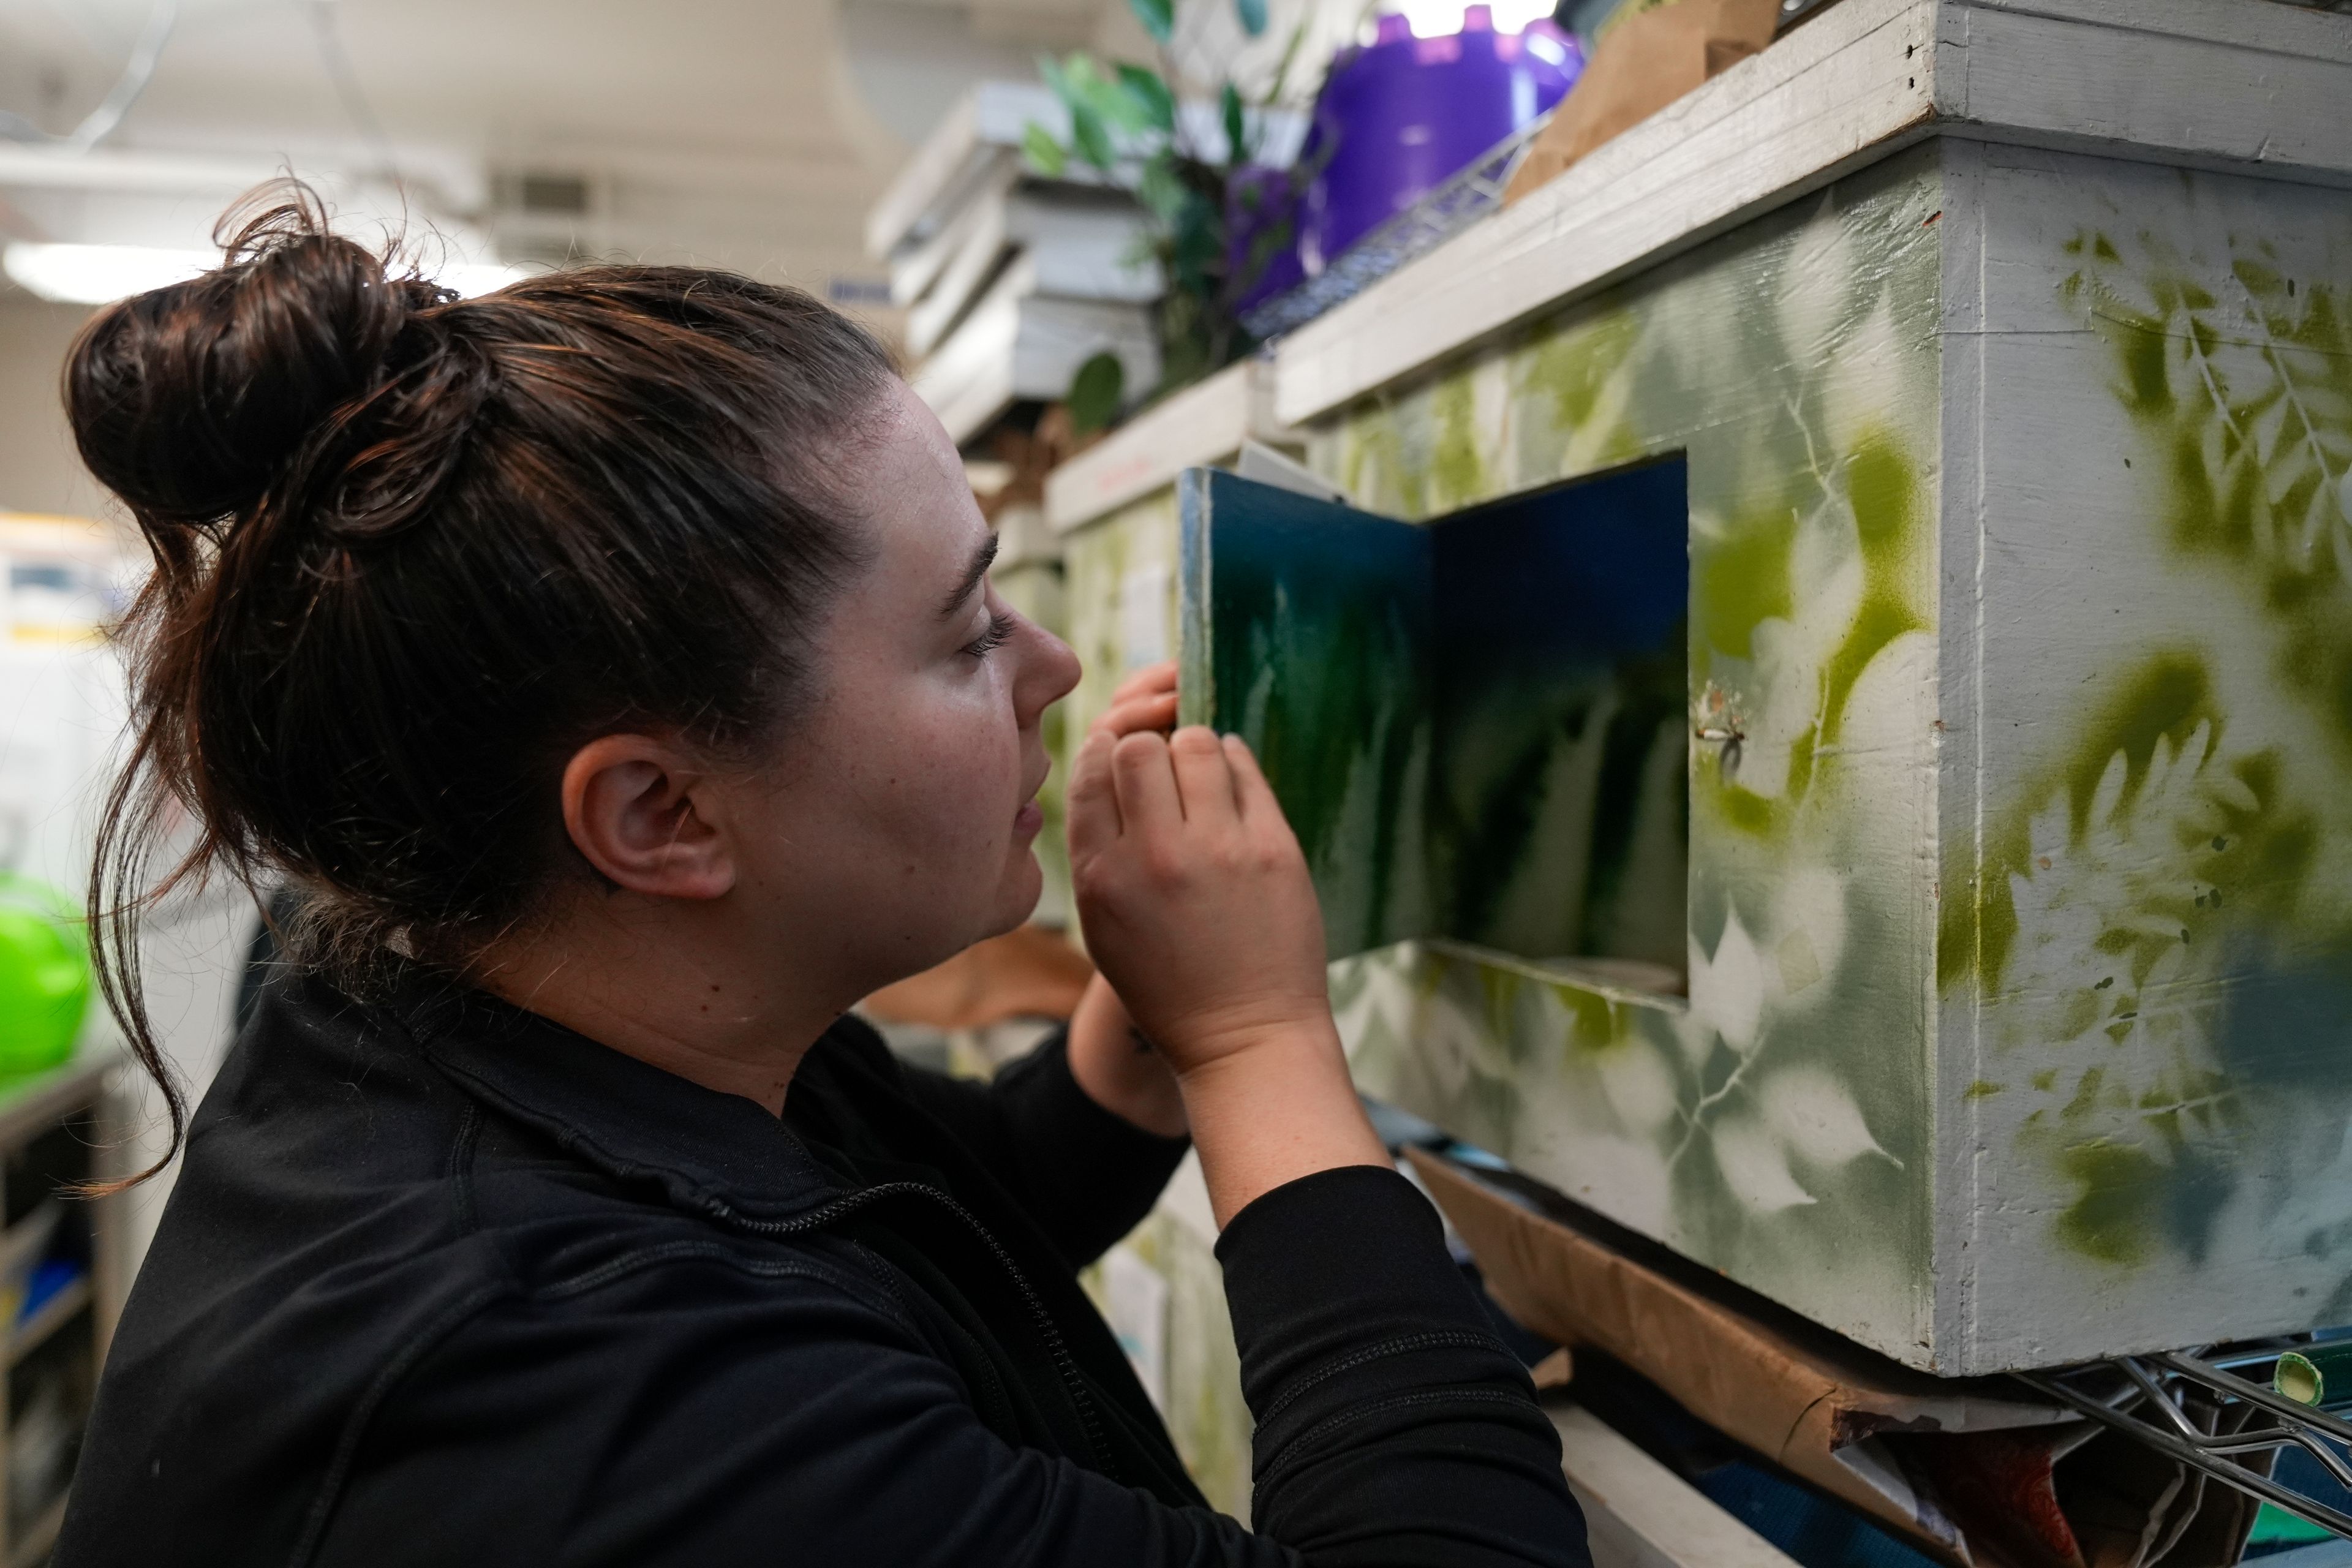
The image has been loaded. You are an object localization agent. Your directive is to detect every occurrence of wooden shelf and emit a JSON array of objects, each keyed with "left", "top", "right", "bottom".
[{"left": 7, "top": 1280, "right": 88, "bottom": 1370}]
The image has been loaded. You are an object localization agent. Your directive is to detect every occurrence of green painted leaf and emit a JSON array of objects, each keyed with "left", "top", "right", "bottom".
[
  {"left": 1221, "top": 81, "right": 1247, "bottom": 164},
  {"left": 1022, "top": 121, "right": 1068, "bottom": 178},
  {"left": 1066, "top": 351, "right": 1126, "bottom": 434},
  {"left": 1116, "top": 63, "right": 1175, "bottom": 132},
  {"left": 1235, "top": 0, "right": 1267, "bottom": 37},
  {"left": 1127, "top": 0, "right": 1174, "bottom": 42}
]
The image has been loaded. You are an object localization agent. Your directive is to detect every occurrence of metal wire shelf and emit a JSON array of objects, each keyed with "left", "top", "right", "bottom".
[
  {"left": 2016, "top": 1341, "right": 2352, "bottom": 1539},
  {"left": 1238, "top": 116, "right": 1548, "bottom": 343}
]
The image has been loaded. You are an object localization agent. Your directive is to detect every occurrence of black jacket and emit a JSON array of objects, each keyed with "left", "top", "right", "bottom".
[{"left": 60, "top": 969, "right": 1589, "bottom": 1566}]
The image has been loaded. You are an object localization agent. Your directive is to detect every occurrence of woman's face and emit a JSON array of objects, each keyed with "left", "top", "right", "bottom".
[{"left": 725, "top": 379, "right": 1080, "bottom": 995}]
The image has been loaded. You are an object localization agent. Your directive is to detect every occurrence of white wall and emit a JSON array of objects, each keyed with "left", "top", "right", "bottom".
[{"left": 0, "top": 296, "right": 104, "bottom": 520}]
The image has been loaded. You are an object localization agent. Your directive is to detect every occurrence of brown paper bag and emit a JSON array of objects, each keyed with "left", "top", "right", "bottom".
[{"left": 1502, "top": 0, "right": 1784, "bottom": 205}]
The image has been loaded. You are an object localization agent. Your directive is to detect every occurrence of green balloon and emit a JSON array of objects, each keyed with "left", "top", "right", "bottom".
[{"left": 0, "top": 875, "right": 90, "bottom": 1076}]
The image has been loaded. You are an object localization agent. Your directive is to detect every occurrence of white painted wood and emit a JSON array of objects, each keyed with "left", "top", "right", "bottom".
[
  {"left": 995, "top": 502, "right": 1059, "bottom": 570},
  {"left": 911, "top": 257, "right": 1159, "bottom": 444},
  {"left": 1270, "top": 0, "right": 2352, "bottom": 425},
  {"left": 1006, "top": 195, "right": 1163, "bottom": 303},
  {"left": 1548, "top": 1404, "right": 1802, "bottom": 1568},
  {"left": 1045, "top": 359, "right": 1292, "bottom": 532},
  {"left": 866, "top": 81, "right": 1065, "bottom": 260},
  {"left": 1937, "top": 0, "right": 2352, "bottom": 176},
  {"left": 909, "top": 197, "right": 1018, "bottom": 356},
  {"left": 890, "top": 160, "right": 1019, "bottom": 308},
  {"left": 908, "top": 190, "right": 1161, "bottom": 356}
]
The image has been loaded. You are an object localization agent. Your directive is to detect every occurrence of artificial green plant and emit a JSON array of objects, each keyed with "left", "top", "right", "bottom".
[{"left": 1025, "top": 0, "right": 1322, "bottom": 411}]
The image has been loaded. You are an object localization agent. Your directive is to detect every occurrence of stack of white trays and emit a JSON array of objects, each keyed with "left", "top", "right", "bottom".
[{"left": 869, "top": 81, "right": 1165, "bottom": 445}]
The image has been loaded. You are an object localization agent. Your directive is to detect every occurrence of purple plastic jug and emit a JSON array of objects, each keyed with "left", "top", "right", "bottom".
[{"left": 1299, "top": 8, "right": 1580, "bottom": 279}]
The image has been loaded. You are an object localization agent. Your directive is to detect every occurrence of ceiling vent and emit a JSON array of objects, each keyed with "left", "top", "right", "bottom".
[{"left": 493, "top": 171, "right": 597, "bottom": 219}]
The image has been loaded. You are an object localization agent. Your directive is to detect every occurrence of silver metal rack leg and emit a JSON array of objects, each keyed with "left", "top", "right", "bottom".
[{"left": 2018, "top": 1343, "right": 2352, "bottom": 1540}]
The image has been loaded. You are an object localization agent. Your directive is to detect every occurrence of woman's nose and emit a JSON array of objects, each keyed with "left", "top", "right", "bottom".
[{"left": 1018, "top": 620, "right": 1082, "bottom": 721}]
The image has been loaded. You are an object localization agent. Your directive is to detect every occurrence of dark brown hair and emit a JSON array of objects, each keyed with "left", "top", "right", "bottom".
[{"left": 69, "top": 186, "right": 895, "bottom": 1180}]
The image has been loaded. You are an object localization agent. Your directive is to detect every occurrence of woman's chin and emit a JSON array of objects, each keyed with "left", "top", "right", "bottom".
[{"left": 987, "top": 848, "right": 1044, "bottom": 934}]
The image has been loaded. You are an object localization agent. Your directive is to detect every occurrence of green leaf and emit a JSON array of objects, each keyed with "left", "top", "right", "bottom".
[
  {"left": 1234, "top": 0, "right": 1267, "bottom": 36},
  {"left": 1136, "top": 156, "right": 1189, "bottom": 224},
  {"left": 1068, "top": 99, "right": 1117, "bottom": 172},
  {"left": 1022, "top": 121, "right": 1068, "bottom": 177},
  {"left": 1082, "top": 63, "right": 1152, "bottom": 134},
  {"left": 1126, "top": 0, "right": 1174, "bottom": 42},
  {"left": 1221, "top": 81, "right": 1248, "bottom": 164},
  {"left": 1116, "top": 63, "right": 1175, "bottom": 132},
  {"left": 1066, "top": 351, "right": 1126, "bottom": 434}
]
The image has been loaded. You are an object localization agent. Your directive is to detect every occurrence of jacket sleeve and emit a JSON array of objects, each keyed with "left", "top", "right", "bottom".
[
  {"left": 901, "top": 1027, "right": 1189, "bottom": 1268},
  {"left": 309, "top": 1171, "right": 1588, "bottom": 1568}
]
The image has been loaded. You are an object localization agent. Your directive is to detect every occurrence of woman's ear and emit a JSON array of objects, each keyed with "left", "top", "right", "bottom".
[{"left": 559, "top": 735, "right": 736, "bottom": 900}]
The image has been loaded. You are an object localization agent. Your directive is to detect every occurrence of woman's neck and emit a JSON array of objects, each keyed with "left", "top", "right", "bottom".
[{"left": 473, "top": 895, "right": 851, "bottom": 1117}]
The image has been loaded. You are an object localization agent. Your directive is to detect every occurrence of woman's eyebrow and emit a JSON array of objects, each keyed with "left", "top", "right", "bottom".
[{"left": 937, "top": 533, "right": 1000, "bottom": 620}]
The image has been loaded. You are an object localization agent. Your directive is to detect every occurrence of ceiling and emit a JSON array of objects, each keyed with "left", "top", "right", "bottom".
[{"left": 0, "top": 0, "right": 1106, "bottom": 311}]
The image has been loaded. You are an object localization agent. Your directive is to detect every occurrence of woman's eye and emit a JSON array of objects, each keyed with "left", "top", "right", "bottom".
[{"left": 962, "top": 611, "right": 1015, "bottom": 660}]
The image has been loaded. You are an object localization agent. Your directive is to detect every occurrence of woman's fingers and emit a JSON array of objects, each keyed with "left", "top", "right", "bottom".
[
  {"left": 1106, "top": 660, "right": 1177, "bottom": 709},
  {"left": 1110, "top": 731, "right": 1184, "bottom": 834},
  {"left": 1224, "top": 734, "right": 1280, "bottom": 824},
  {"left": 1167, "top": 726, "right": 1239, "bottom": 828},
  {"left": 1067, "top": 728, "right": 1123, "bottom": 857},
  {"left": 1092, "top": 688, "right": 1178, "bottom": 741}
]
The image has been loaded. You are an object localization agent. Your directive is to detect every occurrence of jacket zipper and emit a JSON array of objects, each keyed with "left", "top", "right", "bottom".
[{"left": 699, "top": 1180, "right": 1115, "bottom": 1474}]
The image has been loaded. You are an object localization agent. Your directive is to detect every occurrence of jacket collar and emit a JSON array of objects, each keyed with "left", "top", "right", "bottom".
[{"left": 387, "top": 966, "right": 850, "bottom": 1223}]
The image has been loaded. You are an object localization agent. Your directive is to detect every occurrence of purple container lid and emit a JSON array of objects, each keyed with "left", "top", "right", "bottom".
[{"left": 1298, "top": 7, "right": 1581, "bottom": 277}]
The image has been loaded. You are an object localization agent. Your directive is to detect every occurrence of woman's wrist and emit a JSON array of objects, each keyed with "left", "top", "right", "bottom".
[
  {"left": 1066, "top": 974, "right": 1189, "bottom": 1140},
  {"left": 1174, "top": 1024, "right": 1390, "bottom": 1228}
]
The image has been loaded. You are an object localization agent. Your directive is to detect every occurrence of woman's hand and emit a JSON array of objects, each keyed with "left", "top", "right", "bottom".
[
  {"left": 1063, "top": 664, "right": 1187, "bottom": 1139},
  {"left": 1068, "top": 724, "right": 1328, "bottom": 1075},
  {"left": 1067, "top": 671, "right": 1387, "bottom": 1225}
]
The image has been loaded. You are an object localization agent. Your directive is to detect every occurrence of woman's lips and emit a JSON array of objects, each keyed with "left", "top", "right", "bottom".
[{"left": 1013, "top": 799, "right": 1044, "bottom": 838}]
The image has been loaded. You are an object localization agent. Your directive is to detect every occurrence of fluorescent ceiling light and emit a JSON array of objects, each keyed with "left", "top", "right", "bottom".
[
  {"left": 3, "top": 243, "right": 210, "bottom": 304},
  {"left": 3, "top": 243, "right": 527, "bottom": 306}
]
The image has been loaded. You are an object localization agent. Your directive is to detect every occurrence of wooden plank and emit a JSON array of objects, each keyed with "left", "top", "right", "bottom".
[
  {"left": 908, "top": 197, "right": 1016, "bottom": 356},
  {"left": 913, "top": 259, "right": 1159, "bottom": 444},
  {"left": 1045, "top": 359, "right": 1287, "bottom": 533},
  {"left": 865, "top": 81, "right": 1063, "bottom": 260},
  {"left": 1272, "top": 0, "right": 1938, "bottom": 424},
  {"left": 907, "top": 191, "right": 1161, "bottom": 357},
  {"left": 890, "top": 159, "right": 1019, "bottom": 307},
  {"left": 1548, "top": 1404, "right": 1802, "bottom": 1568},
  {"left": 1272, "top": 0, "right": 2352, "bottom": 425},
  {"left": 1939, "top": 0, "right": 2352, "bottom": 180}
]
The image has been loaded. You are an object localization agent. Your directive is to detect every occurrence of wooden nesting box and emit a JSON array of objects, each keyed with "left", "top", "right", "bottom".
[
  {"left": 1056, "top": 0, "right": 2352, "bottom": 1378},
  {"left": 1054, "top": 0, "right": 2352, "bottom": 1373}
]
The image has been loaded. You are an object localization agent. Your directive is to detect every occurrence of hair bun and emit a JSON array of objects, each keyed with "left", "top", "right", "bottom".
[{"left": 66, "top": 188, "right": 445, "bottom": 528}]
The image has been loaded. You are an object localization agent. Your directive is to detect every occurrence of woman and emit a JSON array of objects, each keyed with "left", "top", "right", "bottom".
[{"left": 56, "top": 192, "right": 1588, "bottom": 1567}]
